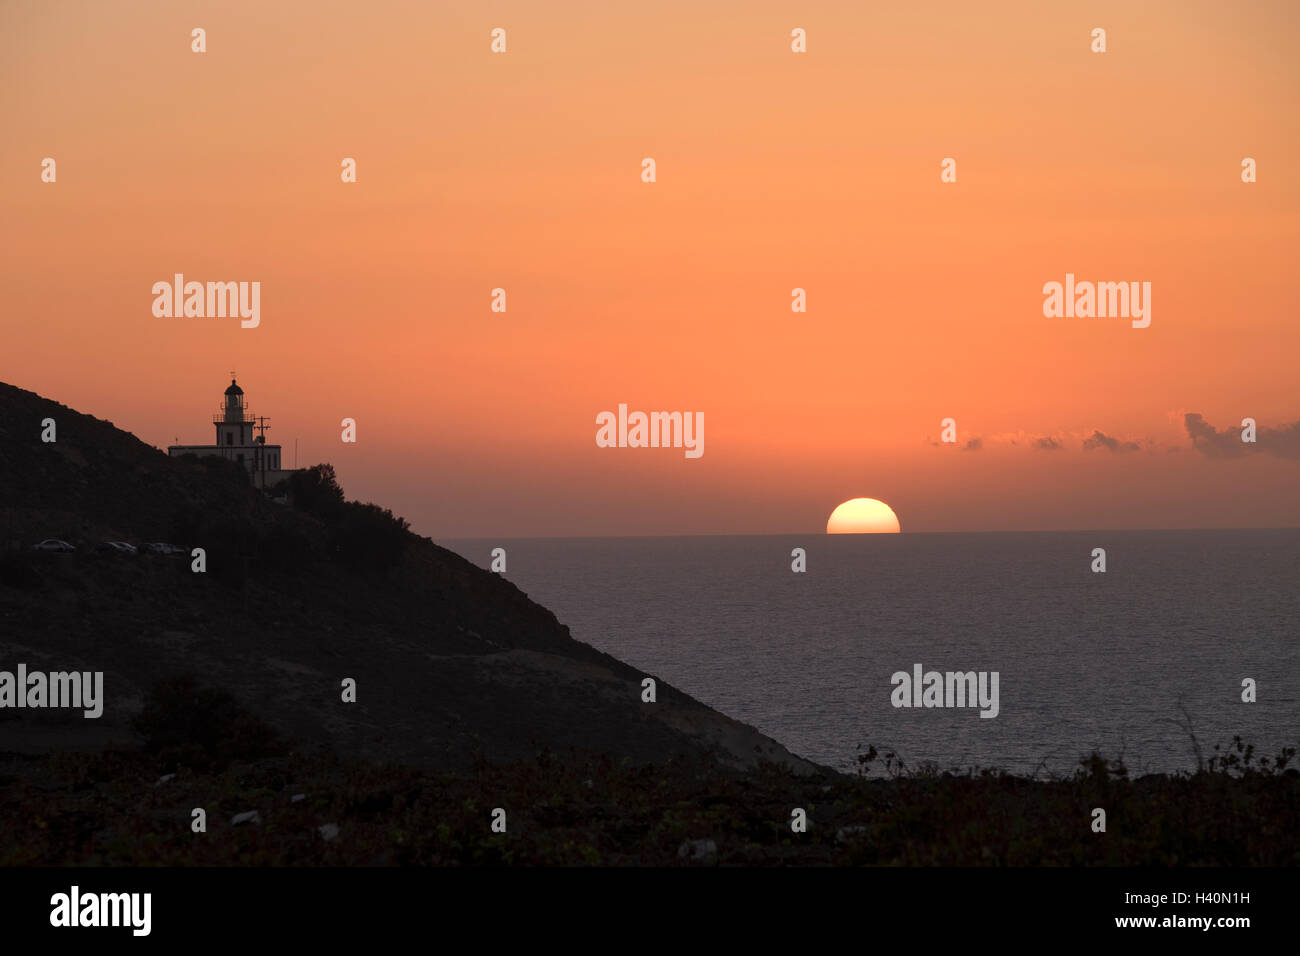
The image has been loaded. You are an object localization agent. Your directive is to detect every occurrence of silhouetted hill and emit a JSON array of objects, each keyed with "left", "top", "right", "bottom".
[{"left": 0, "top": 381, "right": 816, "bottom": 773}]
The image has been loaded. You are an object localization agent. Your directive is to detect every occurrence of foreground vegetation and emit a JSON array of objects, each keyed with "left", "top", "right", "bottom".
[{"left": 3, "top": 681, "right": 1296, "bottom": 867}]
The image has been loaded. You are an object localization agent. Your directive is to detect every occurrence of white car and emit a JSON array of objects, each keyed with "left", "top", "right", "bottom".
[
  {"left": 145, "top": 542, "right": 186, "bottom": 556},
  {"left": 33, "top": 539, "right": 76, "bottom": 552}
]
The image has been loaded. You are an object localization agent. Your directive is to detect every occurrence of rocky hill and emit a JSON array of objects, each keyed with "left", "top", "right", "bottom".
[{"left": 0, "top": 381, "right": 816, "bottom": 774}]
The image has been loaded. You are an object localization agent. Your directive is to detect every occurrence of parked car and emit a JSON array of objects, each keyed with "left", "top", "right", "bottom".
[
  {"left": 108, "top": 541, "right": 138, "bottom": 555},
  {"left": 33, "top": 539, "right": 76, "bottom": 552},
  {"left": 145, "top": 542, "right": 186, "bottom": 556}
]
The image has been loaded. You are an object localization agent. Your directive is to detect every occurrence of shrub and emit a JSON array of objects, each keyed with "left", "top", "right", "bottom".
[
  {"left": 132, "top": 675, "right": 284, "bottom": 772},
  {"left": 330, "top": 501, "right": 411, "bottom": 570},
  {"left": 290, "top": 464, "right": 345, "bottom": 520}
]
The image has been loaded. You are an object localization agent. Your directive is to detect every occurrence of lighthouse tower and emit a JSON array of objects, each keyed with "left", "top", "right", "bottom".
[{"left": 215, "top": 379, "right": 255, "bottom": 447}]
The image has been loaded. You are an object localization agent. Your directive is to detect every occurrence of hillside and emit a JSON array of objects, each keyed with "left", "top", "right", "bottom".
[{"left": 0, "top": 381, "right": 816, "bottom": 774}]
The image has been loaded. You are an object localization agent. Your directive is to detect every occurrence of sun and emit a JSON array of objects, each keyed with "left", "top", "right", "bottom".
[{"left": 826, "top": 498, "right": 901, "bottom": 534}]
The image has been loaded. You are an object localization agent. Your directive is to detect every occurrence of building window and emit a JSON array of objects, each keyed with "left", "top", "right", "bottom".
[{"left": 226, "top": 433, "right": 233, "bottom": 445}]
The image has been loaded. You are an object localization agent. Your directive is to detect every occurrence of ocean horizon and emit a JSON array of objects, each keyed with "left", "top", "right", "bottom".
[{"left": 445, "top": 529, "right": 1300, "bottom": 775}]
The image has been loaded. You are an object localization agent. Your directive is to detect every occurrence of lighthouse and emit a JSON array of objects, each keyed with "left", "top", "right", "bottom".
[
  {"left": 216, "top": 379, "right": 255, "bottom": 447},
  {"left": 168, "top": 376, "right": 298, "bottom": 491}
]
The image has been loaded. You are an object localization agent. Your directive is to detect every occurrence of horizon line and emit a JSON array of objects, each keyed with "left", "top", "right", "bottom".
[{"left": 436, "top": 526, "right": 1300, "bottom": 541}]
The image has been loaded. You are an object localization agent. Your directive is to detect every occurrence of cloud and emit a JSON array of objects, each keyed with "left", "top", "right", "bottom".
[
  {"left": 1033, "top": 436, "right": 1062, "bottom": 451},
  {"left": 1082, "top": 430, "right": 1141, "bottom": 453},
  {"left": 1184, "top": 413, "right": 1300, "bottom": 460}
]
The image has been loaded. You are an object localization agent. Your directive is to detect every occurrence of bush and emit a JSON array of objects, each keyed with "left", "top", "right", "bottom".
[
  {"left": 330, "top": 501, "right": 411, "bottom": 570},
  {"left": 132, "top": 675, "right": 284, "bottom": 772},
  {"left": 202, "top": 454, "right": 250, "bottom": 485},
  {"left": 290, "top": 464, "right": 345, "bottom": 520}
]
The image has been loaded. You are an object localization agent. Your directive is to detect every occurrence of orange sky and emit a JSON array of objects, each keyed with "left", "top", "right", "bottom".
[{"left": 2, "top": 0, "right": 1297, "bottom": 536}]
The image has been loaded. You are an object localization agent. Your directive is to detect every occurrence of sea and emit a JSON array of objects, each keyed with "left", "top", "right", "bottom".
[{"left": 444, "top": 530, "right": 1300, "bottom": 776}]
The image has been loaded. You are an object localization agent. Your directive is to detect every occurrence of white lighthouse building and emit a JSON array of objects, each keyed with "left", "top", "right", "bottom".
[{"left": 168, "top": 377, "right": 298, "bottom": 490}]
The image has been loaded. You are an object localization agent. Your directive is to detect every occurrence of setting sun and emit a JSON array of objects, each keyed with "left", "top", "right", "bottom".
[{"left": 826, "top": 498, "right": 901, "bottom": 534}]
